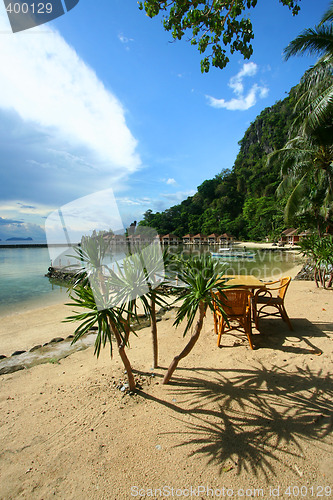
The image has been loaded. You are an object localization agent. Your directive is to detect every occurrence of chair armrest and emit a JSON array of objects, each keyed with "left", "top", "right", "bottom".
[
  {"left": 260, "top": 279, "right": 280, "bottom": 287},
  {"left": 254, "top": 288, "right": 274, "bottom": 302}
]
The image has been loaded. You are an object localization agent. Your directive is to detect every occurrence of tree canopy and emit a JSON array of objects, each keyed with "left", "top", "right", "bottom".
[
  {"left": 139, "top": 0, "right": 301, "bottom": 72},
  {"left": 139, "top": 91, "right": 297, "bottom": 240}
]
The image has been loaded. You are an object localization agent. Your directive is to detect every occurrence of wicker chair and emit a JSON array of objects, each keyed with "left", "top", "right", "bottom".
[
  {"left": 253, "top": 276, "right": 293, "bottom": 330},
  {"left": 213, "top": 289, "right": 254, "bottom": 349}
]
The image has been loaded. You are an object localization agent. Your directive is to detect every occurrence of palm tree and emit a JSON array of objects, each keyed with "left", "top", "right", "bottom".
[
  {"left": 66, "top": 236, "right": 167, "bottom": 391},
  {"left": 163, "top": 253, "right": 229, "bottom": 385},
  {"left": 267, "top": 133, "right": 333, "bottom": 233},
  {"left": 283, "top": 2, "right": 333, "bottom": 134},
  {"left": 299, "top": 233, "right": 333, "bottom": 288}
]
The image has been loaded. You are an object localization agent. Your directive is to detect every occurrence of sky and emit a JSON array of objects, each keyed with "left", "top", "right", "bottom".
[{"left": 0, "top": 0, "right": 330, "bottom": 241}]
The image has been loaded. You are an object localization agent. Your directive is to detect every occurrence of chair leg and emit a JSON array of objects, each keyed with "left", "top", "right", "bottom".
[
  {"left": 253, "top": 303, "right": 260, "bottom": 330},
  {"left": 245, "top": 314, "right": 254, "bottom": 350},
  {"left": 217, "top": 318, "right": 224, "bottom": 347},
  {"left": 280, "top": 305, "right": 293, "bottom": 330},
  {"left": 213, "top": 311, "right": 218, "bottom": 335}
]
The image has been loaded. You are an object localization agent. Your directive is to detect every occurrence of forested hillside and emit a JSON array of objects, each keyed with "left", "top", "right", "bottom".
[{"left": 139, "top": 90, "right": 298, "bottom": 241}]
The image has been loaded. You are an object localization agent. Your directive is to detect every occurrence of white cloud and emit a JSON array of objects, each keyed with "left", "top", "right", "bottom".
[
  {"left": 161, "top": 190, "right": 196, "bottom": 203},
  {"left": 166, "top": 178, "right": 177, "bottom": 186},
  {"left": 117, "top": 197, "right": 142, "bottom": 206},
  {"left": 206, "top": 62, "right": 269, "bottom": 111},
  {"left": 0, "top": 12, "right": 140, "bottom": 172},
  {"left": 0, "top": 201, "right": 55, "bottom": 216},
  {"left": 118, "top": 33, "right": 134, "bottom": 44}
]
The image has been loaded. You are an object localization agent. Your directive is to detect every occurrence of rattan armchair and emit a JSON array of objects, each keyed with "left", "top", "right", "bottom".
[
  {"left": 252, "top": 276, "right": 293, "bottom": 330},
  {"left": 213, "top": 289, "right": 254, "bottom": 349}
]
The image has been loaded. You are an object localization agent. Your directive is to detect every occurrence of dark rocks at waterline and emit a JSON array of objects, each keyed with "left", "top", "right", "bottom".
[
  {"left": 294, "top": 264, "right": 315, "bottom": 281},
  {"left": 50, "top": 337, "right": 64, "bottom": 343},
  {"left": 30, "top": 345, "right": 42, "bottom": 352},
  {"left": 0, "top": 365, "right": 25, "bottom": 375},
  {"left": 0, "top": 332, "right": 97, "bottom": 376},
  {"left": 294, "top": 262, "right": 333, "bottom": 285},
  {"left": 0, "top": 304, "right": 174, "bottom": 376},
  {"left": 45, "top": 267, "right": 76, "bottom": 284}
]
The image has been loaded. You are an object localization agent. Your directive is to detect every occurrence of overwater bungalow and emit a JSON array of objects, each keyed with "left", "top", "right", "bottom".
[
  {"left": 218, "top": 233, "right": 234, "bottom": 245},
  {"left": 207, "top": 233, "right": 220, "bottom": 245},
  {"left": 161, "top": 234, "right": 181, "bottom": 245},
  {"left": 182, "top": 234, "right": 194, "bottom": 245},
  {"left": 192, "top": 233, "right": 207, "bottom": 245}
]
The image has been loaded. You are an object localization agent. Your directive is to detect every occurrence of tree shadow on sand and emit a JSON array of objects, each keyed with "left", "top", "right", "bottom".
[
  {"left": 138, "top": 363, "right": 333, "bottom": 480},
  {"left": 253, "top": 318, "right": 327, "bottom": 354}
]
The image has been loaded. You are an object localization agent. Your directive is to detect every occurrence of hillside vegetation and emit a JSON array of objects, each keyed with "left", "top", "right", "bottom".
[{"left": 140, "top": 90, "right": 297, "bottom": 241}]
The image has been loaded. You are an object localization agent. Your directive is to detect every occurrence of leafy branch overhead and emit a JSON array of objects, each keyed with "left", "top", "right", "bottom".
[{"left": 138, "top": 0, "right": 301, "bottom": 72}]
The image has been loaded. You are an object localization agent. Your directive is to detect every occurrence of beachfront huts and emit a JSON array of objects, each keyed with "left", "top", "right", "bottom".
[
  {"left": 161, "top": 234, "right": 181, "bottom": 245},
  {"left": 280, "top": 228, "right": 301, "bottom": 245},
  {"left": 193, "top": 233, "right": 207, "bottom": 245},
  {"left": 279, "top": 228, "right": 311, "bottom": 245},
  {"left": 218, "top": 233, "right": 234, "bottom": 245},
  {"left": 182, "top": 234, "right": 194, "bottom": 245},
  {"left": 207, "top": 233, "right": 220, "bottom": 245}
]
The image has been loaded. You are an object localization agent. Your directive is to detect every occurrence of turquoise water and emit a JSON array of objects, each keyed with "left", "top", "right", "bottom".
[
  {"left": 0, "top": 245, "right": 301, "bottom": 316},
  {"left": 0, "top": 246, "right": 67, "bottom": 315}
]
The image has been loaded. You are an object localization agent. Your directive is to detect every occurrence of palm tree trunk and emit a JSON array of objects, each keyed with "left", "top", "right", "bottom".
[
  {"left": 314, "top": 266, "right": 319, "bottom": 287},
  {"left": 163, "top": 301, "right": 206, "bottom": 385},
  {"left": 109, "top": 320, "right": 136, "bottom": 392},
  {"left": 150, "top": 295, "right": 158, "bottom": 368}
]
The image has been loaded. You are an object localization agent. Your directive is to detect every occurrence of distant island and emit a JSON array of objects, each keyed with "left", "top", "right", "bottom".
[{"left": 6, "top": 237, "right": 33, "bottom": 241}]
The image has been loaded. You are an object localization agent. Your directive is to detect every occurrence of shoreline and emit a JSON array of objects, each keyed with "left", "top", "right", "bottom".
[
  {"left": 0, "top": 277, "right": 332, "bottom": 497},
  {"left": 0, "top": 262, "right": 304, "bottom": 360}
]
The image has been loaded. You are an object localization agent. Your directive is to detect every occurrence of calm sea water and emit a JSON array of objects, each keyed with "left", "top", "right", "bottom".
[
  {"left": 0, "top": 246, "right": 68, "bottom": 315},
  {"left": 0, "top": 245, "right": 301, "bottom": 316}
]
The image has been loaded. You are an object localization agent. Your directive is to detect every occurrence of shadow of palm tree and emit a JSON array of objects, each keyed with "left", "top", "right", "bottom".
[
  {"left": 139, "top": 364, "right": 333, "bottom": 479},
  {"left": 254, "top": 318, "right": 326, "bottom": 354}
]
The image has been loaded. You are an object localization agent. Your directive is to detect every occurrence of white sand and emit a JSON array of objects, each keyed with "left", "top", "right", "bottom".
[{"left": 0, "top": 268, "right": 332, "bottom": 499}]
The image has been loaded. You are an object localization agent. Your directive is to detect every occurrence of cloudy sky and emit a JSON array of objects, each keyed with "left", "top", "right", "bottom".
[{"left": 0, "top": 0, "right": 328, "bottom": 241}]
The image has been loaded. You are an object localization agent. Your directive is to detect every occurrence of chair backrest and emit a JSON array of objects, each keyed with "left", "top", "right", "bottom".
[
  {"left": 216, "top": 289, "right": 251, "bottom": 317},
  {"left": 278, "top": 276, "right": 291, "bottom": 300}
]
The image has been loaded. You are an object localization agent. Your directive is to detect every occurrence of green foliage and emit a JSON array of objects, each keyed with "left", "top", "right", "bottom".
[
  {"left": 65, "top": 285, "right": 126, "bottom": 358},
  {"left": 172, "top": 253, "right": 229, "bottom": 335},
  {"left": 65, "top": 237, "right": 168, "bottom": 357},
  {"left": 139, "top": 0, "right": 301, "bottom": 72},
  {"left": 299, "top": 233, "right": 333, "bottom": 288},
  {"left": 284, "top": 2, "right": 333, "bottom": 135},
  {"left": 268, "top": 129, "right": 333, "bottom": 231},
  {"left": 139, "top": 95, "right": 296, "bottom": 240}
]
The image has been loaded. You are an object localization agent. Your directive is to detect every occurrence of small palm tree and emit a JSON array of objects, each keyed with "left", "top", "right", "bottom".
[
  {"left": 65, "top": 236, "right": 167, "bottom": 391},
  {"left": 299, "top": 233, "right": 333, "bottom": 288},
  {"left": 163, "top": 253, "right": 229, "bottom": 385}
]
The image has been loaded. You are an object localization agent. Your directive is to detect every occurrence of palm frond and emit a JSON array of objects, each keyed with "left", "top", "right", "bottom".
[
  {"left": 284, "top": 174, "right": 309, "bottom": 224},
  {"left": 320, "top": 2, "right": 333, "bottom": 26},
  {"left": 284, "top": 25, "right": 333, "bottom": 60}
]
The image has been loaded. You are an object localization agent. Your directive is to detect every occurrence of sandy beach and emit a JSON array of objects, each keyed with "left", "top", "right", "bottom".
[{"left": 0, "top": 268, "right": 332, "bottom": 499}]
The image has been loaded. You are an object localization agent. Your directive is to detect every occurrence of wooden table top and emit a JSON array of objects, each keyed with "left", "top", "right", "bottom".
[{"left": 219, "top": 275, "right": 265, "bottom": 289}]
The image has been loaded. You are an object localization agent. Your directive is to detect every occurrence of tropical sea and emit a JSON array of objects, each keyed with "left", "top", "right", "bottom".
[{"left": 0, "top": 243, "right": 301, "bottom": 317}]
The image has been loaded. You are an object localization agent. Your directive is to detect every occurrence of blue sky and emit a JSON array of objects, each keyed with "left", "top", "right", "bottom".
[{"left": 0, "top": 0, "right": 329, "bottom": 241}]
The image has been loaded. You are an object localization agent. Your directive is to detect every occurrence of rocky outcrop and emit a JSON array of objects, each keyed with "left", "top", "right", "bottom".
[
  {"left": 294, "top": 263, "right": 315, "bottom": 281},
  {"left": 45, "top": 267, "right": 76, "bottom": 284}
]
